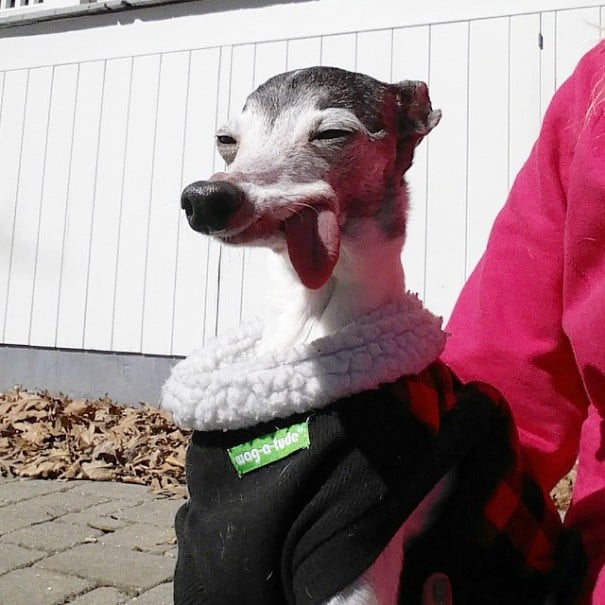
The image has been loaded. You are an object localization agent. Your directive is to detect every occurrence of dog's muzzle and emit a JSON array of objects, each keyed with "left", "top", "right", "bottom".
[{"left": 181, "top": 180, "right": 245, "bottom": 234}]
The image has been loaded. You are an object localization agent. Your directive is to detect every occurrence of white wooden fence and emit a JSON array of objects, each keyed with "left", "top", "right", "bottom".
[{"left": 0, "top": 0, "right": 602, "bottom": 358}]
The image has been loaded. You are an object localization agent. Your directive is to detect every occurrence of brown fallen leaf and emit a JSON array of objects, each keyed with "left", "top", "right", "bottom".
[{"left": 165, "top": 456, "right": 185, "bottom": 469}]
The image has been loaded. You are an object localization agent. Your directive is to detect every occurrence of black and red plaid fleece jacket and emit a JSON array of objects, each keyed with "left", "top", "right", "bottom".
[{"left": 174, "top": 360, "right": 585, "bottom": 605}]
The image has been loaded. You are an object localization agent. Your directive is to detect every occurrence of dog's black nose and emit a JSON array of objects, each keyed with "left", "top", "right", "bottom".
[{"left": 181, "top": 180, "right": 245, "bottom": 234}]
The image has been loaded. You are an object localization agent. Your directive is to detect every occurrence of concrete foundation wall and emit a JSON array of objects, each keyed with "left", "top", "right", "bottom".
[{"left": 0, "top": 345, "right": 180, "bottom": 405}]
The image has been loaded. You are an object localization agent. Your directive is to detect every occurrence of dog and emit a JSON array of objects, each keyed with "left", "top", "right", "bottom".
[{"left": 162, "top": 67, "right": 584, "bottom": 605}]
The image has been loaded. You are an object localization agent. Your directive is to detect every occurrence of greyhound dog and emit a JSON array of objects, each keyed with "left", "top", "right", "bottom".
[{"left": 162, "top": 67, "right": 584, "bottom": 605}]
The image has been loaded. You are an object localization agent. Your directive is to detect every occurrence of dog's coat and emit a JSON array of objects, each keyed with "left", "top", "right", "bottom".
[{"left": 164, "top": 294, "right": 583, "bottom": 605}]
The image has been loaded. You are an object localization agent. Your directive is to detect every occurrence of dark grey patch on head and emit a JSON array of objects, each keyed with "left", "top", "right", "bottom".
[{"left": 244, "top": 67, "right": 391, "bottom": 132}]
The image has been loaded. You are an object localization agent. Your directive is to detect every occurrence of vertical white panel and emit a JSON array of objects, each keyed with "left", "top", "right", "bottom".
[
  {"left": 56, "top": 61, "right": 105, "bottom": 348},
  {"left": 111, "top": 54, "right": 161, "bottom": 352},
  {"left": 424, "top": 22, "right": 469, "bottom": 322},
  {"left": 213, "top": 45, "right": 255, "bottom": 336},
  {"left": 320, "top": 33, "right": 357, "bottom": 70},
  {"left": 230, "top": 44, "right": 257, "bottom": 109},
  {"left": 392, "top": 26, "right": 431, "bottom": 299},
  {"left": 466, "top": 18, "right": 510, "bottom": 275},
  {"left": 509, "top": 14, "right": 542, "bottom": 185},
  {"left": 55, "top": 61, "right": 105, "bottom": 349},
  {"left": 286, "top": 37, "right": 322, "bottom": 70},
  {"left": 252, "top": 40, "right": 288, "bottom": 87},
  {"left": 391, "top": 26, "right": 431, "bottom": 83},
  {"left": 227, "top": 43, "right": 259, "bottom": 329},
  {"left": 0, "top": 71, "right": 4, "bottom": 122},
  {"left": 83, "top": 57, "right": 131, "bottom": 351},
  {"left": 540, "top": 13, "right": 557, "bottom": 120},
  {"left": 203, "top": 45, "right": 233, "bottom": 341},
  {"left": 141, "top": 51, "right": 190, "bottom": 354},
  {"left": 4, "top": 67, "right": 52, "bottom": 345},
  {"left": 0, "top": 69, "right": 27, "bottom": 341},
  {"left": 172, "top": 47, "right": 221, "bottom": 355},
  {"left": 29, "top": 64, "right": 79, "bottom": 347},
  {"left": 555, "top": 8, "right": 601, "bottom": 87},
  {"left": 214, "top": 46, "right": 233, "bottom": 132},
  {"left": 355, "top": 29, "right": 392, "bottom": 81}
]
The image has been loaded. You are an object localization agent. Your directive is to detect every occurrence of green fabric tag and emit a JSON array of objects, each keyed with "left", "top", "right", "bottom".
[{"left": 227, "top": 421, "right": 310, "bottom": 476}]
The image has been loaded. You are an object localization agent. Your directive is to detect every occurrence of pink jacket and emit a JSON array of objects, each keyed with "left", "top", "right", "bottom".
[{"left": 442, "top": 41, "right": 605, "bottom": 604}]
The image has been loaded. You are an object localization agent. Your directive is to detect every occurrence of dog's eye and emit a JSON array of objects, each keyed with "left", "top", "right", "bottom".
[
  {"left": 217, "top": 134, "right": 237, "bottom": 145},
  {"left": 311, "top": 129, "right": 351, "bottom": 141}
]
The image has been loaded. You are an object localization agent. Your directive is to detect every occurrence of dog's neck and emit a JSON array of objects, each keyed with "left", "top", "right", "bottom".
[{"left": 259, "top": 220, "right": 406, "bottom": 353}]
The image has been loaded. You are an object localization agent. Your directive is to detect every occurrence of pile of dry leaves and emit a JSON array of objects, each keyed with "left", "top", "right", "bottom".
[
  {"left": 0, "top": 389, "right": 190, "bottom": 497},
  {"left": 0, "top": 388, "right": 575, "bottom": 511}
]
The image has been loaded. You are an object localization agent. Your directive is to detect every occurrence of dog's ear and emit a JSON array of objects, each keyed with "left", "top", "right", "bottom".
[{"left": 392, "top": 80, "right": 441, "bottom": 172}]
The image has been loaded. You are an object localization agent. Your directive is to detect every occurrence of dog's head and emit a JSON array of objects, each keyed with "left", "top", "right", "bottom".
[{"left": 181, "top": 67, "right": 441, "bottom": 289}]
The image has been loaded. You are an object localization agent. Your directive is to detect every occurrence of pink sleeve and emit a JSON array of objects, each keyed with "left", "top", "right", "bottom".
[
  {"left": 441, "top": 58, "right": 591, "bottom": 492},
  {"left": 442, "top": 41, "right": 605, "bottom": 603}
]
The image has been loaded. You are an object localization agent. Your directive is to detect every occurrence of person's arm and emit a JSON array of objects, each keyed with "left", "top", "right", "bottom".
[
  {"left": 442, "top": 41, "right": 605, "bottom": 603},
  {"left": 440, "top": 45, "right": 602, "bottom": 492}
]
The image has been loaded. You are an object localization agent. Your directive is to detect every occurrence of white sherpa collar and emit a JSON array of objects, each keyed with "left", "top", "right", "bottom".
[{"left": 161, "top": 293, "right": 446, "bottom": 432}]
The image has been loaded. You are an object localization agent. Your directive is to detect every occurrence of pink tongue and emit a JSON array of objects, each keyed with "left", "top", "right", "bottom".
[{"left": 285, "top": 206, "right": 340, "bottom": 290}]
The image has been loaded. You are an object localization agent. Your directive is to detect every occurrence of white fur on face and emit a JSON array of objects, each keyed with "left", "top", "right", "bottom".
[
  {"left": 242, "top": 180, "right": 336, "bottom": 220},
  {"left": 212, "top": 101, "right": 400, "bottom": 256},
  {"left": 216, "top": 104, "right": 372, "bottom": 214}
]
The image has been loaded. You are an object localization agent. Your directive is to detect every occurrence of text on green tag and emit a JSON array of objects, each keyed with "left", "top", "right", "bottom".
[{"left": 227, "top": 422, "right": 310, "bottom": 476}]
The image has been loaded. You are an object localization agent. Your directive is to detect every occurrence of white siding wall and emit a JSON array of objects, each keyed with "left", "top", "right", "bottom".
[{"left": 0, "top": 0, "right": 603, "bottom": 357}]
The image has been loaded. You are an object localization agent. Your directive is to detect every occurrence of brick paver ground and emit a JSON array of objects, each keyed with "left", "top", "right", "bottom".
[{"left": 0, "top": 477, "right": 183, "bottom": 605}]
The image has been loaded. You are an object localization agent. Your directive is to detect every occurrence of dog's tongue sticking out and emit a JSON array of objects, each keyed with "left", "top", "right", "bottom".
[{"left": 285, "top": 206, "right": 340, "bottom": 290}]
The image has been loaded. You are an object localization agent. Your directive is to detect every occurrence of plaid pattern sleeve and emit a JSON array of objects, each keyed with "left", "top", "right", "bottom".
[
  {"left": 390, "top": 361, "right": 585, "bottom": 604},
  {"left": 471, "top": 381, "right": 561, "bottom": 574}
]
